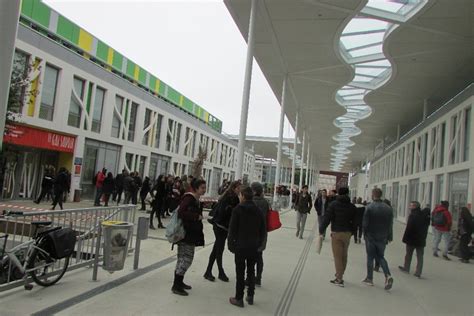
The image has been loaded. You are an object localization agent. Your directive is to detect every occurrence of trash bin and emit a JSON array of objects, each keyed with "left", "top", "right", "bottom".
[
  {"left": 73, "top": 189, "right": 82, "bottom": 202},
  {"left": 101, "top": 221, "right": 133, "bottom": 272}
]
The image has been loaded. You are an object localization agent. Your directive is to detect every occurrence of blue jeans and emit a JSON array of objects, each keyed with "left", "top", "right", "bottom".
[
  {"left": 94, "top": 187, "right": 103, "bottom": 205},
  {"left": 432, "top": 228, "right": 451, "bottom": 256},
  {"left": 366, "top": 238, "right": 391, "bottom": 280}
]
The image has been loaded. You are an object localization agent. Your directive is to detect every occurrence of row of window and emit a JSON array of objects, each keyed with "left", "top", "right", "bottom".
[
  {"left": 12, "top": 50, "right": 253, "bottom": 171},
  {"left": 370, "top": 106, "right": 471, "bottom": 184}
]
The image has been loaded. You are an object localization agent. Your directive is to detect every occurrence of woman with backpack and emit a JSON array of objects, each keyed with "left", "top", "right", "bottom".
[
  {"left": 204, "top": 181, "right": 241, "bottom": 283},
  {"left": 149, "top": 175, "right": 166, "bottom": 229},
  {"left": 172, "top": 178, "right": 207, "bottom": 296}
]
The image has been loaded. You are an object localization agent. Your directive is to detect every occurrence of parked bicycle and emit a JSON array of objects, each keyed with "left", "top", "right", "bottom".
[{"left": 0, "top": 211, "right": 76, "bottom": 290}]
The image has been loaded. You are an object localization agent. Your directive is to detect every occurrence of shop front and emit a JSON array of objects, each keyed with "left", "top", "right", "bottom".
[{"left": 2, "top": 124, "right": 76, "bottom": 200}]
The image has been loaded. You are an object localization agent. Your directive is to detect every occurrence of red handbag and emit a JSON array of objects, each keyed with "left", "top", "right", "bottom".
[{"left": 267, "top": 209, "right": 282, "bottom": 232}]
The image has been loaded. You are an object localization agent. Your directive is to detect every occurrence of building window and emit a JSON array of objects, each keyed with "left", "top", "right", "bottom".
[
  {"left": 128, "top": 102, "right": 139, "bottom": 142},
  {"left": 166, "top": 119, "right": 182, "bottom": 153},
  {"left": 440, "top": 122, "right": 446, "bottom": 167},
  {"left": 10, "top": 50, "right": 30, "bottom": 113},
  {"left": 125, "top": 153, "right": 133, "bottom": 171},
  {"left": 463, "top": 107, "right": 471, "bottom": 162},
  {"left": 154, "top": 114, "right": 163, "bottom": 149},
  {"left": 68, "top": 76, "right": 85, "bottom": 127},
  {"left": 39, "top": 64, "right": 59, "bottom": 121},
  {"left": 111, "top": 95, "right": 124, "bottom": 138},
  {"left": 143, "top": 108, "right": 152, "bottom": 145},
  {"left": 91, "top": 86, "right": 105, "bottom": 133}
]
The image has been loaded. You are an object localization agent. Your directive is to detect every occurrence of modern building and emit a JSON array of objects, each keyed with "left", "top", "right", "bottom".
[{"left": 2, "top": 0, "right": 255, "bottom": 200}]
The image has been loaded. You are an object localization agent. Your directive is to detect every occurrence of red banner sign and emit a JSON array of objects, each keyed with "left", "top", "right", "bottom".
[{"left": 4, "top": 124, "right": 76, "bottom": 153}]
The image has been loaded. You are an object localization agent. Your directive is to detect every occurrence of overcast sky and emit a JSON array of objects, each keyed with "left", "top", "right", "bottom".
[{"left": 44, "top": 0, "right": 295, "bottom": 138}]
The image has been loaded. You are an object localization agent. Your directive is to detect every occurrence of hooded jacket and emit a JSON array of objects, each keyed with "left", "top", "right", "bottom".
[
  {"left": 431, "top": 204, "right": 452, "bottom": 232},
  {"left": 228, "top": 200, "right": 266, "bottom": 253},
  {"left": 402, "top": 207, "right": 430, "bottom": 247},
  {"left": 320, "top": 195, "right": 357, "bottom": 235}
]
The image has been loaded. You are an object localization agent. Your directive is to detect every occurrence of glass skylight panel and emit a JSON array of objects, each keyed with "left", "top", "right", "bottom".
[
  {"left": 355, "top": 67, "right": 386, "bottom": 77},
  {"left": 349, "top": 44, "right": 384, "bottom": 57},
  {"left": 353, "top": 75, "right": 375, "bottom": 82},
  {"left": 340, "top": 32, "right": 385, "bottom": 50},
  {"left": 343, "top": 94, "right": 365, "bottom": 101},
  {"left": 357, "top": 59, "right": 391, "bottom": 67},
  {"left": 366, "top": 0, "right": 404, "bottom": 13}
]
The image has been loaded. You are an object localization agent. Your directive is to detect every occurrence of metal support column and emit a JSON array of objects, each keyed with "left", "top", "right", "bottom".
[
  {"left": 290, "top": 112, "right": 299, "bottom": 192},
  {"left": 305, "top": 142, "right": 311, "bottom": 186},
  {"left": 273, "top": 75, "right": 287, "bottom": 203},
  {"left": 236, "top": 0, "right": 258, "bottom": 180},
  {"left": 298, "top": 131, "right": 306, "bottom": 190}
]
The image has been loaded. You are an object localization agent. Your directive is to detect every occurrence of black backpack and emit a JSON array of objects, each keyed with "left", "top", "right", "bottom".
[{"left": 433, "top": 211, "right": 447, "bottom": 226}]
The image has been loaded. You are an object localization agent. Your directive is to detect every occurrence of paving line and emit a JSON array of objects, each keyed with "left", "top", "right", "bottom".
[{"left": 274, "top": 222, "right": 316, "bottom": 316}]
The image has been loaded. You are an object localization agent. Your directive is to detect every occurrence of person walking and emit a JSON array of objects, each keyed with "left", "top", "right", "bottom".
[
  {"left": 431, "top": 201, "right": 453, "bottom": 260},
  {"left": 251, "top": 181, "right": 270, "bottom": 287},
  {"left": 399, "top": 201, "right": 430, "bottom": 278},
  {"left": 354, "top": 197, "right": 366, "bottom": 244},
  {"left": 458, "top": 207, "right": 473, "bottom": 263},
  {"left": 295, "top": 185, "right": 312, "bottom": 239},
  {"left": 149, "top": 175, "right": 166, "bottom": 229},
  {"left": 204, "top": 181, "right": 241, "bottom": 282},
  {"left": 139, "top": 176, "right": 151, "bottom": 211},
  {"left": 34, "top": 168, "right": 54, "bottom": 204},
  {"left": 228, "top": 186, "right": 266, "bottom": 308},
  {"left": 319, "top": 187, "right": 357, "bottom": 287},
  {"left": 122, "top": 171, "right": 134, "bottom": 205},
  {"left": 131, "top": 172, "right": 142, "bottom": 205},
  {"left": 315, "top": 189, "right": 329, "bottom": 239},
  {"left": 93, "top": 168, "right": 106, "bottom": 206},
  {"left": 362, "top": 188, "right": 394, "bottom": 290},
  {"left": 171, "top": 179, "right": 207, "bottom": 296},
  {"left": 113, "top": 169, "right": 125, "bottom": 204},
  {"left": 102, "top": 172, "right": 115, "bottom": 207},
  {"left": 51, "top": 168, "right": 69, "bottom": 210}
]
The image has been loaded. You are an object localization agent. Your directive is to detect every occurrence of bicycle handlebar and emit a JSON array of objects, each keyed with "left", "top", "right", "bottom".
[{"left": 6, "top": 211, "right": 24, "bottom": 216}]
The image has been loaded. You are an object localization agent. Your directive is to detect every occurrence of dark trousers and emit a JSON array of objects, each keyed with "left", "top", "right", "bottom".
[
  {"left": 366, "top": 238, "right": 391, "bottom": 280},
  {"left": 140, "top": 194, "right": 147, "bottom": 210},
  {"left": 52, "top": 190, "right": 64, "bottom": 210},
  {"left": 404, "top": 244, "right": 424, "bottom": 275},
  {"left": 131, "top": 191, "right": 138, "bottom": 205},
  {"left": 94, "top": 187, "right": 103, "bottom": 205},
  {"left": 35, "top": 187, "right": 51, "bottom": 203},
  {"left": 354, "top": 222, "right": 363, "bottom": 242},
  {"left": 234, "top": 248, "right": 258, "bottom": 300},
  {"left": 150, "top": 203, "right": 163, "bottom": 227},
  {"left": 206, "top": 225, "right": 228, "bottom": 274},
  {"left": 460, "top": 234, "right": 472, "bottom": 260},
  {"left": 103, "top": 193, "right": 111, "bottom": 207},
  {"left": 256, "top": 251, "right": 263, "bottom": 281},
  {"left": 113, "top": 188, "right": 123, "bottom": 204}
]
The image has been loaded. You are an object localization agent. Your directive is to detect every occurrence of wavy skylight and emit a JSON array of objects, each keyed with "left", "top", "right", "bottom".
[{"left": 330, "top": 0, "right": 428, "bottom": 171}]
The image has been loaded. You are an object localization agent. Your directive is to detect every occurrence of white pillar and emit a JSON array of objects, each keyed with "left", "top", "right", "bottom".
[
  {"left": 305, "top": 139, "right": 310, "bottom": 185},
  {"left": 273, "top": 75, "right": 287, "bottom": 203},
  {"left": 298, "top": 131, "right": 306, "bottom": 190},
  {"left": 236, "top": 0, "right": 258, "bottom": 180},
  {"left": 290, "top": 112, "right": 299, "bottom": 193},
  {"left": 0, "top": 1, "right": 21, "bottom": 150}
]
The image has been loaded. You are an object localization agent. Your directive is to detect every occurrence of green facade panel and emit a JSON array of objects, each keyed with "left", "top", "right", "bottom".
[
  {"left": 112, "top": 51, "right": 123, "bottom": 71},
  {"left": 183, "top": 98, "right": 194, "bottom": 112},
  {"left": 31, "top": 0, "right": 51, "bottom": 28},
  {"left": 126, "top": 60, "right": 135, "bottom": 78},
  {"left": 159, "top": 82, "right": 167, "bottom": 96},
  {"left": 149, "top": 75, "right": 157, "bottom": 91},
  {"left": 96, "top": 41, "right": 109, "bottom": 62},
  {"left": 56, "top": 15, "right": 78, "bottom": 43},
  {"left": 167, "top": 87, "right": 180, "bottom": 105},
  {"left": 21, "top": 0, "right": 34, "bottom": 18},
  {"left": 138, "top": 68, "right": 147, "bottom": 85}
]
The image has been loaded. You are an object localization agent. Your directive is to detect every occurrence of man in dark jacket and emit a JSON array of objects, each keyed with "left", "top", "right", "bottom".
[
  {"left": 113, "top": 169, "right": 125, "bottom": 204},
  {"left": 362, "top": 188, "right": 394, "bottom": 290},
  {"left": 51, "top": 168, "right": 69, "bottom": 210},
  {"left": 315, "top": 189, "right": 329, "bottom": 238},
  {"left": 295, "top": 185, "right": 312, "bottom": 239},
  {"left": 122, "top": 171, "right": 134, "bottom": 204},
  {"left": 228, "top": 186, "right": 266, "bottom": 308},
  {"left": 320, "top": 187, "right": 357, "bottom": 287},
  {"left": 251, "top": 182, "right": 270, "bottom": 286},
  {"left": 34, "top": 168, "right": 54, "bottom": 204},
  {"left": 399, "top": 201, "right": 430, "bottom": 278}
]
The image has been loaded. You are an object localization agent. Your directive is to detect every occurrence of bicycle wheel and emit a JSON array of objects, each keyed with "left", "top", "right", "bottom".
[{"left": 27, "top": 247, "right": 70, "bottom": 287}]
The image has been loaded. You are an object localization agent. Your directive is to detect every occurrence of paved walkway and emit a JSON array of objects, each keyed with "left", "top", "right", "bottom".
[{"left": 1, "top": 209, "right": 472, "bottom": 315}]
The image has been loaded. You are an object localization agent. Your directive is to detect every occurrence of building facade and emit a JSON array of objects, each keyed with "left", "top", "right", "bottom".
[{"left": 3, "top": 0, "right": 255, "bottom": 200}]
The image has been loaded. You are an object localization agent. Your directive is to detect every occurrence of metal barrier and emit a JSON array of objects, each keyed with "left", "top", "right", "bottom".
[{"left": 0, "top": 205, "right": 136, "bottom": 292}]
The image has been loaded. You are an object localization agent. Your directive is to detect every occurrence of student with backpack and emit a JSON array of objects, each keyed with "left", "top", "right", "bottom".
[
  {"left": 204, "top": 181, "right": 241, "bottom": 283},
  {"left": 431, "top": 201, "right": 453, "bottom": 260},
  {"left": 171, "top": 178, "right": 207, "bottom": 296}
]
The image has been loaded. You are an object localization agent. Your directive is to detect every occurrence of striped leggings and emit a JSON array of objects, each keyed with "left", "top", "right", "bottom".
[{"left": 175, "top": 243, "right": 195, "bottom": 276}]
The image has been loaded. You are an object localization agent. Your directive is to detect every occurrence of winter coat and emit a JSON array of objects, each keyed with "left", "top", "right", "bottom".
[
  {"left": 54, "top": 171, "right": 69, "bottom": 193},
  {"left": 314, "top": 197, "right": 329, "bottom": 216},
  {"left": 402, "top": 207, "right": 430, "bottom": 247},
  {"left": 320, "top": 195, "right": 357, "bottom": 235},
  {"left": 213, "top": 193, "right": 240, "bottom": 230},
  {"left": 102, "top": 177, "right": 115, "bottom": 195},
  {"left": 178, "top": 193, "right": 204, "bottom": 247},
  {"left": 228, "top": 200, "right": 266, "bottom": 253},
  {"left": 363, "top": 199, "right": 394, "bottom": 242},
  {"left": 140, "top": 178, "right": 151, "bottom": 197},
  {"left": 459, "top": 211, "right": 473, "bottom": 236},
  {"left": 95, "top": 172, "right": 106, "bottom": 188},
  {"left": 431, "top": 205, "right": 452, "bottom": 232},
  {"left": 253, "top": 195, "right": 270, "bottom": 252},
  {"left": 150, "top": 182, "right": 166, "bottom": 209},
  {"left": 123, "top": 176, "right": 135, "bottom": 193},
  {"left": 115, "top": 174, "right": 124, "bottom": 190},
  {"left": 41, "top": 175, "right": 54, "bottom": 190},
  {"left": 296, "top": 193, "right": 312, "bottom": 214}
]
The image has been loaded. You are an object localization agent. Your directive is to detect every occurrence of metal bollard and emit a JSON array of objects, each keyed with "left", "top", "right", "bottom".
[{"left": 133, "top": 217, "right": 149, "bottom": 270}]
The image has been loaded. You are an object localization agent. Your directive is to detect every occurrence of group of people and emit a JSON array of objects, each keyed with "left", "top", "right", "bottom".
[
  {"left": 34, "top": 167, "right": 71, "bottom": 210},
  {"left": 171, "top": 178, "right": 269, "bottom": 308},
  {"left": 295, "top": 185, "right": 472, "bottom": 291}
]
